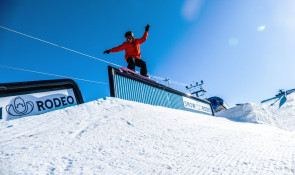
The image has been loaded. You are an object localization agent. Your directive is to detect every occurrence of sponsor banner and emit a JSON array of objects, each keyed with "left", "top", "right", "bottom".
[
  {"left": 183, "top": 97, "right": 212, "bottom": 115},
  {"left": 0, "top": 89, "right": 77, "bottom": 120}
]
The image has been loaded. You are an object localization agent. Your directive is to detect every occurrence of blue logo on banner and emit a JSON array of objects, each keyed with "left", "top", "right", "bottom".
[{"left": 6, "top": 97, "right": 34, "bottom": 116}]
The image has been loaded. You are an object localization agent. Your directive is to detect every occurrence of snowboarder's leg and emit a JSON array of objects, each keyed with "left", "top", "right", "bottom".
[
  {"left": 127, "top": 57, "right": 136, "bottom": 71},
  {"left": 135, "top": 59, "right": 148, "bottom": 77}
]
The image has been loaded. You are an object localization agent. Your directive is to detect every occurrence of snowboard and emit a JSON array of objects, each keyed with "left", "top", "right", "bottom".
[{"left": 120, "top": 67, "right": 157, "bottom": 83}]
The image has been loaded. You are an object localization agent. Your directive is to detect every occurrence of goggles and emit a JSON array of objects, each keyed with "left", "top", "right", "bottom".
[{"left": 126, "top": 36, "right": 133, "bottom": 41}]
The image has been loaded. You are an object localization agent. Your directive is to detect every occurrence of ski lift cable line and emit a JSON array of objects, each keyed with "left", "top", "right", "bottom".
[
  {"left": 0, "top": 25, "right": 122, "bottom": 68},
  {"left": 169, "top": 80, "right": 188, "bottom": 86},
  {"left": 0, "top": 25, "right": 188, "bottom": 86},
  {"left": 0, "top": 65, "right": 109, "bottom": 85},
  {"left": 149, "top": 75, "right": 188, "bottom": 86}
]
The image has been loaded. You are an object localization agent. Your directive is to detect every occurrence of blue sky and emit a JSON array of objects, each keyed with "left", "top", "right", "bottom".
[{"left": 1, "top": 0, "right": 295, "bottom": 107}]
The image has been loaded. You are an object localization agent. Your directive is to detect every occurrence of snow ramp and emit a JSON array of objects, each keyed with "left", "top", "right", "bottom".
[
  {"left": 1, "top": 97, "right": 295, "bottom": 174},
  {"left": 261, "top": 89, "right": 295, "bottom": 131},
  {"left": 215, "top": 103, "right": 282, "bottom": 129}
]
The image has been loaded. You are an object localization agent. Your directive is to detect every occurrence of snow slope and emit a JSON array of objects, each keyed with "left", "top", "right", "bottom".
[
  {"left": 261, "top": 92, "right": 295, "bottom": 131},
  {"left": 1, "top": 97, "right": 295, "bottom": 174},
  {"left": 216, "top": 91, "right": 295, "bottom": 131},
  {"left": 215, "top": 103, "right": 282, "bottom": 129}
]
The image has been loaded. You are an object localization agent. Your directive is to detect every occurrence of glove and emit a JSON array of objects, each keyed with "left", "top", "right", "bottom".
[
  {"left": 145, "top": 24, "right": 150, "bottom": 31},
  {"left": 104, "top": 50, "right": 110, "bottom": 54}
]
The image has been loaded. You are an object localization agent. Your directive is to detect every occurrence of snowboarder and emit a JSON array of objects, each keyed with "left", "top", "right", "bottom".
[{"left": 104, "top": 24, "right": 150, "bottom": 77}]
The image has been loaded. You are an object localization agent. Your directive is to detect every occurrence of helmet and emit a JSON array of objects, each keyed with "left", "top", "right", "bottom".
[{"left": 125, "top": 31, "right": 134, "bottom": 38}]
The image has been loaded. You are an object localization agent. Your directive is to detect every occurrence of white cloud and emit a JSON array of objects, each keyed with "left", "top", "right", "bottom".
[{"left": 182, "top": 0, "right": 205, "bottom": 22}]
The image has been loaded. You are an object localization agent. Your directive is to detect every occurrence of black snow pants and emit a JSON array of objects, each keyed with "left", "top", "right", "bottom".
[{"left": 127, "top": 57, "right": 148, "bottom": 77}]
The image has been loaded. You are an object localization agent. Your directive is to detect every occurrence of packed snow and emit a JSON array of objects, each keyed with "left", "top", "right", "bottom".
[
  {"left": 216, "top": 103, "right": 282, "bottom": 129},
  {"left": 1, "top": 97, "right": 295, "bottom": 174},
  {"left": 260, "top": 92, "right": 295, "bottom": 131},
  {"left": 217, "top": 91, "right": 295, "bottom": 132}
]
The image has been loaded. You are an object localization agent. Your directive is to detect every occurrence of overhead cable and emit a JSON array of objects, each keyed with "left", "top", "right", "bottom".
[
  {"left": 0, "top": 65, "right": 108, "bottom": 85},
  {"left": 0, "top": 25, "right": 122, "bottom": 68},
  {"left": 0, "top": 25, "right": 188, "bottom": 86}
]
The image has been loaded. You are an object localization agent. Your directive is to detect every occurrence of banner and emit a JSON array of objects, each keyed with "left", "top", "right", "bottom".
[
  {"left": 0, "top": 89, "right": 77, "bottom": 120},
  {"left": 182, "top": 97, "right": 212, "bottom": 115},
  {"left": 0, "top": 88, "right": 77, "bottom": 121}
]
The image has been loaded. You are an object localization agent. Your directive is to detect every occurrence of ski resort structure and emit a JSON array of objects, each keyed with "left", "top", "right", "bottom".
[
  {"left": 261, "top": 88, "right": 295, "bottom": 108},
  {"left": 0, "top": 66, "right": 214, "bottom": 121},
  {"left": 207, "top": 96, "right": 229, "bottom": 113},
  {"left": 108, "top": 66, "right": 214, "bottom": 116}
]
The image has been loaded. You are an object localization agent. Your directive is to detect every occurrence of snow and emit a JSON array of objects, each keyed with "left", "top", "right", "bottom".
[
  {"left": 261, "top": 92, "right": 295, "bottom": 131},
  {"left": 215, "top": 91, "right": 295, "bottom": 132},
  {"left": 216, "top": 103, "right": 282, "bottom": 129},
  {"left": 1, "top": 97, "right": 295, "bottom": 174}
]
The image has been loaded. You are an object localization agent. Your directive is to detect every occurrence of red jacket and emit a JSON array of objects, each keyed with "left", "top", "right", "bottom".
[{"left": 110, "top": 31, "right": 148, "bottom": 62}]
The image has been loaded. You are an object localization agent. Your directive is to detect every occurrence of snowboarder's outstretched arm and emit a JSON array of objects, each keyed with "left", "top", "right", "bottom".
[
  {"left": 109, "top": 44, "right": 126, "bottom": 53},
  {"left": 104, "top": 43, "right": 126, "bottom": 54},
  {"left": 137, "top": 24, "right": 150, "bottom": 45}
]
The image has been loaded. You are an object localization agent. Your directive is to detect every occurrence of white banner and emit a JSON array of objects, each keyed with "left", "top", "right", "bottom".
[
  {"left": 0, "top": 89, "right": 77, "bottom": 121},
  {"left": 182, "top": 97, "right": 212, "bottom": 115}
]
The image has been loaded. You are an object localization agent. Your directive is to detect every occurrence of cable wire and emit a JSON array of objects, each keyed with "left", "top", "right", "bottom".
[
  {"left": 0, "top": 65, "right": 108, "bottom": 85},
  {"left": 0, "top": 25, "right": 122, "bottom": 68},
  {"left": 0, "top": 25, "right": 188, "bottom": 86}
]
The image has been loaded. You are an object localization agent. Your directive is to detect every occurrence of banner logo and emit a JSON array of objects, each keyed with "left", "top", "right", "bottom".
[
  {"left": 183, "top": 97, "right": 211, "bottom": 114},
  {"left": 6, "top": 97, "right": 34, "bottom": 116}
]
